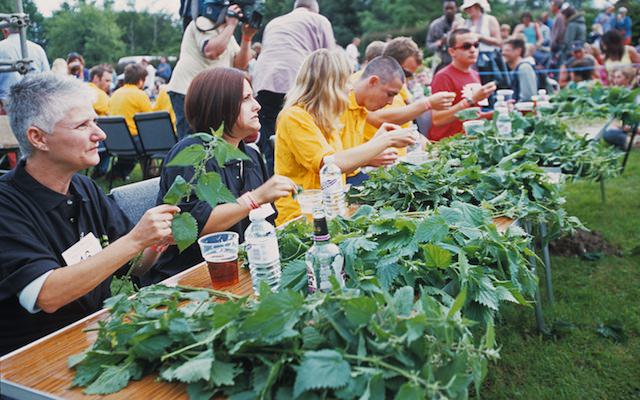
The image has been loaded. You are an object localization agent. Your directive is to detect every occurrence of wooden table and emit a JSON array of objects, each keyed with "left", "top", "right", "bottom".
[{"left": 1, "top": 216, "right": 513, "bottom": 400}]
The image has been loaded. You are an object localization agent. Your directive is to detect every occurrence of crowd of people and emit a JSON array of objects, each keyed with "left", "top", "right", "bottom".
[{"left": 0, "top": 0, "right": 638, "bottom": 356}]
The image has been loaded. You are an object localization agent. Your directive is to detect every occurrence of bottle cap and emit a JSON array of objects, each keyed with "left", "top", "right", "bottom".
[
  {"left": 323, "top": 155, "right": 335, "bottom": 165},
  {"left": 249, "top": 204, "right": 276, "bottom": 221},
  {"left": 496, "top": 94, "right": 505, "bottom": 102}
]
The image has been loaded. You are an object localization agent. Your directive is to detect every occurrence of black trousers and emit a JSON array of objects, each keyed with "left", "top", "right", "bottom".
[{"left": 256, "top": 90, "right": 285, "bottom": 177}]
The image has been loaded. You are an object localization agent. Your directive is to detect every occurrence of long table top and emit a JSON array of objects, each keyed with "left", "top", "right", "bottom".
[{"left": 1, "top": 216, "right": 514, "bottom": 400}]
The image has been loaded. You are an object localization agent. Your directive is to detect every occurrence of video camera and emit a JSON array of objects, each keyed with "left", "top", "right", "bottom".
[{"left": 199, "top": 0, "right": 264, "bottom": 31}]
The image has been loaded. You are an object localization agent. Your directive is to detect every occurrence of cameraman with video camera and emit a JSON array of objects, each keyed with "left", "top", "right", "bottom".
[{"left": 167, "top": 1, "right": 258, "bottom": 139}]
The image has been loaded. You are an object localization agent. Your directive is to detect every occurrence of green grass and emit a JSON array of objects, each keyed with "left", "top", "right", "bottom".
[{"left": 481, "top": 151, "right": 640, "bottom": 400}]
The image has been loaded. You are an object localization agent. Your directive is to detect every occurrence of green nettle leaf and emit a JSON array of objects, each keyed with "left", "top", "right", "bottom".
[
  {"left": 211, "top": 360, "right": 237, "bottom": 386},
  {"left": 195, "top": 171, "right": 236, "bottom": 208},
  {"left": 131, "top": 335, "right": 173, "bottom": 360},
  {"left": 448, "top": 286, "right": 468, "bottom": 318},
  {"left": 68, "top": 352, "right": 87, "bottom": 369},
  {"left": 341, "top": 296, "right": 377, "bottom": 327},
  {"left": 239, "top": 290, "right": 305, "bottom": 344},
  {"left": 422, "top": 244, "right": 452, "bottom": 269},
  {"left": 413, "top": 215, "right": 449, "bottom": 243},
  {"left": 166, "top": 144, "right": 207, "bottom": 167},
  {"left": 172, "top": 212, "right": 198, "bottom": 252},
  {"left": 173, "top": 350, "right": 214, "bottom": 383},
  {"left": 213, "top": 140, "right": 251, "bottom": 166},
  {"left": 394, "top": 382, "right": 426, "bottom": 399},
  {"left": 84, "top": 365, "right": 132, "bottom": 395},
  {"left": 190, "top": 132, "right": 215, "bottom": 142},
  {"left": 293, "top": 350, "right": 351, "bottom": 398},
  {"left": 163, "top": 176, "right": 191, "bottom": 205},
  {"left": 455, "top": 108, "right": 480, "bottom": 121},
  {"left": 392, "top": 286, "right": 415, "bottom": 317}
]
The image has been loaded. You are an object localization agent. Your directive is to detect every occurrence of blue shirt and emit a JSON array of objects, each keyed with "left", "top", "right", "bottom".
[
  {"left": 614, "top": 16, "right": 632, "bottom": 39},
  {"left": 0, "top": 34, "right": 50, "bottom": 102}
]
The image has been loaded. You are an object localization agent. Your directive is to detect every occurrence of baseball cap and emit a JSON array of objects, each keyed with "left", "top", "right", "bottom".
[{"left": 571, "top": 40, "right": 585, "bottom": 52}]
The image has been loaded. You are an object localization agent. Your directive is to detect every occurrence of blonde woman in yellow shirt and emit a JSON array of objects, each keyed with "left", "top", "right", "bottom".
[{"left": 274, "top": 49, "right": 416, "bottom": 225}]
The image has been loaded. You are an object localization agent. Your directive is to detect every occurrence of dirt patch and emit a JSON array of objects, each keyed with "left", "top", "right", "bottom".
[{"left": 549, "top": 229, "right": 622, "bottom": 258}]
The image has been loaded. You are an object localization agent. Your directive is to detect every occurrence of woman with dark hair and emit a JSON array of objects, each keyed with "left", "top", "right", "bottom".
[
  {"left": 513, "top": 12, "right": 543, "bottom": 47},
  {"left": 601, "top": 30, "right": 640, "bottom": 81},
  {"left": 142, "top": 67, "right": 296, "bottom": 284}
]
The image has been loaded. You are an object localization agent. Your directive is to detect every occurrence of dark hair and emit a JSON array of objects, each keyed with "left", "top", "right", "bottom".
[
  {"left": 89, "top": 64, "right": 113, "bottom": 81},
  {"left": 66, "top": 52, "right": 85, "bottom": 65},
  {"left": 185, "top": 67, "right": 246, "bottom": 135},
  {"left": 505, "top": 37, "right": 526, "bottom": 57},
  {"left": 448, "top": 28, "right": 471, "bottom": 49},
  {"left": 521, "top": 12, "right": 532, "bottom": 21},
  {"left": 360, "top": 56, "right": 405, "bottom": 84},
  {"left": 561, "top": 6, "right": 575, "bottom": 19},
  {"left": 570, "top": 58, "right": 594, "bottom": 82},
  {"left": 382, "top": 37, "right": 422, "bottom": 65},
  {"left": 124, "top": 63, "right": 148, "bottom": 84},
  {"left": 601, "top": 30, "right": 624, "bottom": 61}
]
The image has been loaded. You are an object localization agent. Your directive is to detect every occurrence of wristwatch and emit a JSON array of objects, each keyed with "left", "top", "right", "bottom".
[{"left": 464, "top": 97, "right": 475, "bottom": 107}]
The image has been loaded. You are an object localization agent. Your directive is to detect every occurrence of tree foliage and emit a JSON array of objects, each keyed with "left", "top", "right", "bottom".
[{"left": 0, "top": 0, "right": 46, "bottom": 45}]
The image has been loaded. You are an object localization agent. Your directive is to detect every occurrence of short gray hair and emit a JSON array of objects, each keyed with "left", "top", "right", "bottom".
[
  {"left": 360, "top": 56, "right": 405, "bottom": 84},
  {"left": 6, "top": 73, "right": 96, "bottom": 158}
]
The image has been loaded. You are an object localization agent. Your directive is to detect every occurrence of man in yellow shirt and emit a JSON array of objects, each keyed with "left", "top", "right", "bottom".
[
  {"left": 107, "top": 63, "right": 153, "bottom": 179},
  {"left": 88, "top": 64, "right": 113, "bottom": 178}
]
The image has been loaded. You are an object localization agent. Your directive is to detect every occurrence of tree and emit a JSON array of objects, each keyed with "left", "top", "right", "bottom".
[
  {"left": 0, "top": 0, "right": 46, "bottom": 45},
  {"left": 44, "top": 2, "right": 125, "bottom": 66},
  {"left": 115, "top": 11, "right": 182, "bottom": 57}
]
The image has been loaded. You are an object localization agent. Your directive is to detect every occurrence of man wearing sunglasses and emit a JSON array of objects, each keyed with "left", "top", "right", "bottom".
[{"left": 430, "top": 28, "right": 496, "bottom": 141}]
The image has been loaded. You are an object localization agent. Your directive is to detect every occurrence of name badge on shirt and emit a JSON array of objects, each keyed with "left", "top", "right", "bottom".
[{"left": 61, "top": 232, "right": 103, "bottom": 266}]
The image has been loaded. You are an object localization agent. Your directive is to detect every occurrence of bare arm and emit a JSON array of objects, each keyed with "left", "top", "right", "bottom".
[
  {"left": 233, "top": 24, "right": 258, "bottom": 70},
  {"left": 479, "top": 16, "right": 502, "bottom": 47},
  {"left": 36, "top": 205, "right": 179, "bottom": 313},
  {"left": 629, "top": 46, "right": 640, "bottom": 64},
  {"left": 366, "top": 92, "right": 455, "bottom": 128}
]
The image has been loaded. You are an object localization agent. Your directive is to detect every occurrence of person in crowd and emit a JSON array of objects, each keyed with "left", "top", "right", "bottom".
[
  {"left": 247, "top": 42, "right": 262, "bottom": 78},
  {"left": 167, "top": 4, "right": 257, "bottom": 140},
  {"left": 588, "top": 23, "right": 604, "bottom": 47},
  {"left": 0, "top": 73, "right": 179, "bottom": 355},
  {"left": 613, "top": 7, "right": 632, "bottom": 45},
  {"left": 107, "top": 64, "right": 153, "bottom": 180},
  {"left": 51, "top": 58, "right": 68, "bottom": 76},
  {"left": 88, "top": 64, "right": 113, "bottom": 179},
  {"left": 513, "top": 12, "right": 543, "bottom": 48},
  {"left": 346, "top": 37, "right": 361, "bottom": 72},
  {"left": 143, "top": 68, "right": 296, "bottom": 284},
  {"left": 500, "top": 24, "right": 511, "bottom": 41},
  {"left": 541, "top": 11, "right": 553, "bottom": 30},
  {"left": 156, "top": 56, "right": 172, "bottom": 82},
  {"left": 502, "top": 37, "right": 537, "bottom": 102},
  {"left": 603, "top": 67, "right": 637, "bottom": 150},
  {"left": 361, "top": 40, "right": 386, "bottom": 69},
  {"left": 0, "top": 25, "right": 50, "bottom": 112},
  {"left": 66, "top": 52, "right": 89, "bottom": 82},
  {"left": 457, "top": 0, "right": 508, "bottom": 87},
  {"left": 595, "top": 3, "right": 615, "bottom": 34},
  {"left": 561, "top": 5, "right": 587, "bottom": 62},
  {"left": 611, "top": 66, "right": 637, "bottom": 89},
  {"left": 601, "top": 30, "right": 640, "bottom": 81},
  {"left": 274, "top": 49, "right": 416, "bottom": 225},
  {"left": 426, "top": 0, "right": 461, "bottom": 71},
  {"left": 533, "top": 14, "right": 552, "bottom": 67},
  {"left": 568, "top": 58, "right": 597, "bottom": 88},
  {"left": 154, "top": 83, "right": 177, "bottom": 129},
  {"left": 140, "top": 58, "right": 157, "bottom": 95},
  {"left": 252, "top": 0, "right": 334, "bottom": 177},
  {"left": 430, "top": 28, "right": 497, "bottom": 141},
  {"left": 558, "top": 41, "right": 599, "bottom": 88},
  {"left": 549, "top": 0, "right": 566, "bottom": 67}
]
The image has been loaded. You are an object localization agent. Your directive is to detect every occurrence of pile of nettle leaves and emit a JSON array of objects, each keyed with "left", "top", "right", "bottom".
[{"left": 70, "top": 202, "right": 529, "bottom": 399}]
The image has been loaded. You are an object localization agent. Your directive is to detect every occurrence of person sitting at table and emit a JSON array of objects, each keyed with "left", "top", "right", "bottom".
[
  {"left": 0, "top": 73, "right": 179, "bottom": 356},
  {"left": 141, "top": 67, "right": 297, "bottom": 285},
  {"left": 274, "top": 49, "right": 416, "bottom": 225}
]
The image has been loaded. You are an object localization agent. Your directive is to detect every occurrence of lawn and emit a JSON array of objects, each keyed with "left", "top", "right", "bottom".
[{"left": 481, "top": 151, "right": 640, "bottom": 399}]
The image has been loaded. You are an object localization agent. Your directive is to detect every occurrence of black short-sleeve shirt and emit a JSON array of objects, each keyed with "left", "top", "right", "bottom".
[
  {"left": 141, "top": 137, "right": 274, "bottom": 285},
  {"left": 0, "top": 160, "right": 133, "bottom": 355}
]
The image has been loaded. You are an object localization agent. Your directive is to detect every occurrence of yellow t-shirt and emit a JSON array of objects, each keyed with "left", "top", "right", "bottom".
[
  {"left": 88, "top": 83, "right": 109, "bottom": 116},
  {"left": 154, "top": 88, "right": 177, "bottom": 129},
  {"left": 108, "top": 84, "right": 153, "bottom": 136},
  {"left": 274, "top": 105, "right": 344, "bottom": 226},
  {"left": 339, "top": 91, "right": 368, "bottom": 150}
]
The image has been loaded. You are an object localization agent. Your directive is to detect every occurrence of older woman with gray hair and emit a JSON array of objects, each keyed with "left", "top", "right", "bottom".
[{"left": 0, "top": 73, "right": 179, "bottom": 356}]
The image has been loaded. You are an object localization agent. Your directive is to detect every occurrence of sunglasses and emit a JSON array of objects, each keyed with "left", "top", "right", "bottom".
[{"left": 455, "top": 42, "right": 481, "bottom": 50}]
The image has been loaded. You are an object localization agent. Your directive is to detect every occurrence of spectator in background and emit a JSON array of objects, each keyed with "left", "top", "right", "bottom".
[
  {"left": 503, "top": 37, "right": 537, "bottom": 102},
  {"left": 361, "top": 40, "right": 386, "bottom": 69},
  {"left": 588, "top": 23, "right": 604, "bottom": 47},
  {"left": 611, "top": 66, "right": 637, "bottom": 89},
  {"left": 88, "top": 64, "right": 113, "bottom": 179},
  {"left": 513, "top": 12, "right": 543, "bottom": 48},
  {"left": 595, "top": 3, "right": 615, "bottom": 34},
  {"left": 601, "top": 30, "right": 640, "bottom": 80},
  {"left": 561, "top": 5, "right": 587, "bottom": 62},
  {"left": 558, "top": 41, "right": 598, "bottom": 88},
  {"left": 154, "top": 84, "right": 176, "bottom": 128},
  {"left": 500, "top": 24, "right": 511, "bottom": 41},
  {"left": 346, "top": 37, "right": 361, "bottom": 72},
  {"left": 541, "top": 11, "right": 553, "bottom": 30},
  {"left": 168, "top": 4, "right": 257, "bottom": 140},
  {"left": 426, "top": 0, "right": 460, "bottom": 71},
  {"left": 613, "top": 7, "right": 632, "bottom": 45},
  {"left": 430, "top": 28, "right": 496, "bottom": 141},
  {"left": 140, "top": 58, "right": 157, "bottom": 97},
  {"left": 569, "top": 58, "right": 597, "bottom": 88},
  {"left": 0, "top": 25, "right": 50, "bottom": 111},
  {"left": 252, "top": 0, "right": 335, "bottom": 176},
  {"left": 51, "top": 58, "right": 68, "bottom": 76},
  {"left": 247, "top": 42, "right": 262, "bottom": 79},
  {"left": 156, "top": 56, "right": 172, "bottom": 82},
  {"left": 549, "top": 0, "right": 566, "bottom": 67},
  {"left": 603, "top": 66, "right": 637, "bottom": 150},
  {"left": 66, "top": 53, "right": 89, "bottom": 82}
]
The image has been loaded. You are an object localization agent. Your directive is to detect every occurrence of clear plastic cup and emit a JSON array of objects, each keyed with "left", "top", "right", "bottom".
[
  {"left": 197, "top": 232, "right": 239, "bottom": 288},
  {"left": 463, "top": 120, "right": 485, "bottom": 135},
  {"left": 297, "top": 189, "right": 322, "bottom": 215},
  {"left": 497, "top": 89, "right": 514, "bottom": 102}
]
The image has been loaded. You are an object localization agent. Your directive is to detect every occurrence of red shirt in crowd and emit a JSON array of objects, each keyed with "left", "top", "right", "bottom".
[{"left": 429, "top": 64, "right": 481, "bottom": 141}]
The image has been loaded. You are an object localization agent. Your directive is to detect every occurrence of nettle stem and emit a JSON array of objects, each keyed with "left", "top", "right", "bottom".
[{"left": 342, "top": 353, "right": 431, "bottom": 388}]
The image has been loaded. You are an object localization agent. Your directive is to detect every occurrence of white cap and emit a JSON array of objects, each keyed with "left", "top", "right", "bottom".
[
  {"left": 323, "top": 155, "right": 336, "bottom": 165},
  {"left": 496, "top": 94, "right": 505, "bottom": 102},
  {"left": 249, "top": 207, "right": 270, "bottom": 221}
]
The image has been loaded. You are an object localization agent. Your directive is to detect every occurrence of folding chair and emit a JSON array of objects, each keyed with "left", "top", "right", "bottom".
[
  {"left": 134, "top": 111, "right": 178, "bottom": 178},
  {"left": 97, "top": 116, "right": 141, "bottom": 190}
]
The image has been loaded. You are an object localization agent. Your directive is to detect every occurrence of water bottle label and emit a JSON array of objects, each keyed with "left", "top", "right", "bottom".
[
  {"left": 321, "top": 177, "right": 342, "bottom": 194},
  {"left": 246, "top": 236, "right": 280, "bottom": 264},
  {"left": 306, "top": 262, "right": 318, "bottom": 293}
]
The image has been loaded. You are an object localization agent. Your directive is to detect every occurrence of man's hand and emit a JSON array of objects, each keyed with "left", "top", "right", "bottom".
[
  {"left": 241, "top": 23, "right": 258, "bottom": 41},
  {"left": 225, "top": 4, "right": 243, "bottom": 27},
  {"left": 375, "top": 123, "right": 416, "bottom": 148},
  {"left": 128, "top": 205, "right": 180, "bottom": 249},
  {"left": 471, "top": 81, "right": 497, "bottom": 104},
  {"left": 426, "top": 91, "right": 455, "bottom": 110},
  {"left": 253, "top": 175, "right": 297, "bottom": 204},
  {"left": 368, "top": 148, "right": 398, "bottom": 167}
]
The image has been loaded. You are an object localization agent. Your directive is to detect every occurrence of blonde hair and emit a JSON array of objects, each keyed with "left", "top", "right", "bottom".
[{"left": 283, "top": 49, "right": 350, "bottom": 136}]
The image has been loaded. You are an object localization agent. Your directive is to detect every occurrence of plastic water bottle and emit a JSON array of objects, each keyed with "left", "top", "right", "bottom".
[
  {"left": 536, "top": 89, "right": 551, "bottom": 116},
  {"left": 406, "top": 124, "right": 421, "bottom": 154},
  {"left": 244, "top": 207, "right": 281, "bottom": 295},
  {"left": 305, "top": 207, "right": 345, "bottom": 293},
  {"left": 496, "top": 106, "right": 512, "bottom": 136},
  {"left": 494, "top": 94, "right": 508, "bottom": 111},
  {"left": 319, "top": 155, "right": 346, "bottom": 219}
]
